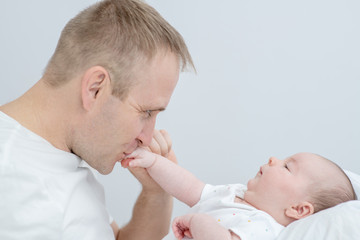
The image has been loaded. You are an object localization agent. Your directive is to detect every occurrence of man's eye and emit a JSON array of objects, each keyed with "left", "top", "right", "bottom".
[{"left": 145, "top": 110, "right": 152, "bottom": 117}]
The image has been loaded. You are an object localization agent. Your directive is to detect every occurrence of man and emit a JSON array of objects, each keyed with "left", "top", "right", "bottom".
[{"left": 0, "top": 0, "right": 194, "bottom": 239}]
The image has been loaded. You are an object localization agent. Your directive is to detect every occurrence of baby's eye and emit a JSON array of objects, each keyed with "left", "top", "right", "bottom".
[{"left": 285, "top": 164, "right": 290, "bottom": 171}]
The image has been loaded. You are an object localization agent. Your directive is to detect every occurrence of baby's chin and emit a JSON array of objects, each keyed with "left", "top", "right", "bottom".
[
  {"left": 243, "top": 180, "right": 261, "bottom": 205},
  {"left": 245, "top": 177, "right": 257, "bottom": 190}
]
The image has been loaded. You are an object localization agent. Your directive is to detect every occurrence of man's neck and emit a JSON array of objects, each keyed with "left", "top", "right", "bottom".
[{"left": 0, "top": 79, "right": 75, "bottom": 152}]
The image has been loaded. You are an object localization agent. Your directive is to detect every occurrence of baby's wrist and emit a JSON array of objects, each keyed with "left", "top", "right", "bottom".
[
  {"left": 143, "top": 151, "right": 158, "bottom": 169},
  {"left": 148, "top": 154, "right": 158, "bottom": 168}
]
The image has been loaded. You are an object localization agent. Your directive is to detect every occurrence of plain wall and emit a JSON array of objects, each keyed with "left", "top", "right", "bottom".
[{"left": 1, "top": 0, "right": 359, "bottom": 230}]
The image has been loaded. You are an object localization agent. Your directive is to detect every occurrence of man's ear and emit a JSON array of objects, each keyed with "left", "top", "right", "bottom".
[
  {"left": 81, "top": 66, "right": 111, "bottom": 111},
  {"left": 285, "top": 201, "right": 315, "bottom": 220}
]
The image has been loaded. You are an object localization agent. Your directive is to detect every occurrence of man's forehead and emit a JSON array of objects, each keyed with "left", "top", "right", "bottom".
[{"left": 124, "top": 94, "right": 167, "bottom": 111}]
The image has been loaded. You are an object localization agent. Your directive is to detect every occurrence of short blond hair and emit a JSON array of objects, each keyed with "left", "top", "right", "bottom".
[{"left": 44, "top": 0, "right": 194, "bottom": 98}]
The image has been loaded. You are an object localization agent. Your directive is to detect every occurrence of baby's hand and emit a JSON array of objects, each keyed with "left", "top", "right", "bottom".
[
  {"left": 121, "top": 129, "right": 173, "bottom": 168},
  {"left": 123, "top": 147, "right": 157, "bottom": 169},
  {"left": 172, "top": 214, "right": 194, "bottom": 239}
]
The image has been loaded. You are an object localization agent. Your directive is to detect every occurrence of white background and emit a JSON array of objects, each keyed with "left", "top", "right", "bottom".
[{"left": 1, "top": 0, "right": 359, "bottom": 229}]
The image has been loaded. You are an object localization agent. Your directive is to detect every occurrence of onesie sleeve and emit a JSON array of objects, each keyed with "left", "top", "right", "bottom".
[
  {"left": 199, "top": 184, "right": 218, "bottom": 202},
  {"left": 199, "top": 184, "right": 245, "bottom": 203}
]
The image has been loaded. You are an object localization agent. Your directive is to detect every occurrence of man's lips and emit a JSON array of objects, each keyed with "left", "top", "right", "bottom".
[
  {"left": 118, "top": 151, "right": 136, "bottom": 167},
  {"left": 124, "top": 152, "right": 132, "bottom": 157},
  {"left": 117, "top": 152, "right": 130, "bottom": 162},
  {"left": 119, "top": 143, "right": 138, "bottom": 159}
]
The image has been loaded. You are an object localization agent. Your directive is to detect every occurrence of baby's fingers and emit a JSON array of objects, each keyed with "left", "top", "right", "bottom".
[
  {"left": 172, "top": 220, "right": 188, "bottom": 239},
  {"left": 124, "top": 148, "right": 142, "bottom": 159},
  {"left": 172, "top": 226, "right": 185, "bottom": 240},
  {"left": 128, "top": 158, "right": 152, "bottom": 168},
  {"left": 184, "top": 230, "right": 193, "bottom": 238},
  {"left": 121, "top": 158, "right": 132, "bottom": 168}
]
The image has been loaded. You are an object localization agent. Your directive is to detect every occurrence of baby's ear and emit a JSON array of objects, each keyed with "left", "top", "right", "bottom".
[{"left": 285, "top": 201, "right": 314, "bottom": 220}]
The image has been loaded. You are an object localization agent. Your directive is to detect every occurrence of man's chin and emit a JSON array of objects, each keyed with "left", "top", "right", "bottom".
[{"left": 95, "top": 163, "right": 116, "bottom": 175}]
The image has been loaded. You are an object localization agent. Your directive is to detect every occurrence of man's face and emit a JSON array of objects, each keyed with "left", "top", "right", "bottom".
[
  {"left": 244, "top": 153, "right": 321, "bottom": 215},
  {"left": 77, "top": 51, "right": 179, "bottom": 174}
]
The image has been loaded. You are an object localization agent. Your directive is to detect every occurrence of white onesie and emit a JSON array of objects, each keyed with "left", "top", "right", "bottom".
[{"left": 167, "top": 184, "right": 284, "bottom": 240}]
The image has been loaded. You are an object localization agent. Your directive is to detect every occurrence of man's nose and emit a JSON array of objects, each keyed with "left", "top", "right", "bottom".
[
  {"left": 136, "top": 119, "right": 156, "bottom": 147},
  {"left": 136, "top": 130, "right": 153, "bottom": 147}
]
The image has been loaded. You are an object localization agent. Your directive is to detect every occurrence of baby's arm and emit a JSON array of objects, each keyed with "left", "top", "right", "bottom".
[
  {"left": 125, "top": 148, "right": 205, "bottom": 207},
  {"left": 172, "top": 213, "right": 241, "bottom": 240}
]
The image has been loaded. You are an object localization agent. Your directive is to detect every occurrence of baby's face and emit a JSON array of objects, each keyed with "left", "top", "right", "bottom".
[{"left": 244, "top": 152, "right": 326, "bottom": 216}]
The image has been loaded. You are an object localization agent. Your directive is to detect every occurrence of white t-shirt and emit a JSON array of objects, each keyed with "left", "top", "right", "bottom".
[
  {"left": 166, "top": 184, "right": 284, "bottom": 240},
  {"left": 0, "top": 112, "right": 114, "bottom": 240}
]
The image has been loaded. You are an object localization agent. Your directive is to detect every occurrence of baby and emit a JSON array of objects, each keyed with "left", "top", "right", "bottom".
[{"left": 123, "top": 148, "right": 356, "bottom": 240}]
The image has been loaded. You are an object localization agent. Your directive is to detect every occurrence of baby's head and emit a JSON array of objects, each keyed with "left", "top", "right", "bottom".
[{"left": 244, "top": 152, "right": 356, "bottom": 226}]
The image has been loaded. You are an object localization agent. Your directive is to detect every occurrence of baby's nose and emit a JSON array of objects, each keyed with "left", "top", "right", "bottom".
[{"left": 268, "top": 156, "right": 279, "bottom": 166}]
